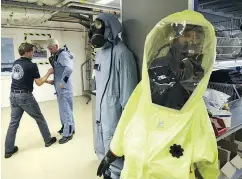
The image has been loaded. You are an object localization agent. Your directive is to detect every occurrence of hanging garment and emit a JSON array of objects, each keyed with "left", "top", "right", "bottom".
[
  {"left": 94, "top": 13, "right": 138, "bottom": 179},
  {"left": 109, "top": 10, "right": 220, "bottom": 179}
]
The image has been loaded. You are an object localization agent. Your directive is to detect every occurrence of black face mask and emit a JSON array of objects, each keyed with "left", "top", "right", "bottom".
[
  {"left": 169, "top": 49, "right": 204, "bottom": 82},
  {"left": 89, "top": 19, "right": 106, "bottom": 48},
  {"left": 178, "top": 55, "right": 204, "bottom": 81}
]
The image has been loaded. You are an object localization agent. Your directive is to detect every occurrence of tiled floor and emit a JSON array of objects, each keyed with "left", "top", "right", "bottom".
[{"left": 1, "top": 96, "right": 100, "bottom": 179}]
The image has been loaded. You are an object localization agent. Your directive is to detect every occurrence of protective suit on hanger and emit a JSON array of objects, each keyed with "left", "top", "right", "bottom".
[
  {"left": 97, "top": 10, "right": 220, "bottom": 179},
  {"left": 89, "top": 13, "right": 138, "bottom": 179}
]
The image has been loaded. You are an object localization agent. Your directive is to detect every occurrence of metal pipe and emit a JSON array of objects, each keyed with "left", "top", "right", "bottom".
[
  {"left": 227, "top": 9, "right": 242, "bottom": 13},
  {"left": 41, "top": 0, "right": 66, "bottom": 6},
  {"left": 199, "top": 0, "right": 221, "bottom": 6},
  {"left": 61, "top": 0, "right": 120, "bottom": 12},
  {"left": 1, "top": 24, "right": 84, "bottom": 32},
  {"left": 215, "top": 3, "right": 242, "bottom": 11},
  {"left": 78, "top": 21, "right": 90, "bottom": 28},
  {"left": 69, "top": 13, "right": 91, "bottom": 21},
  {"left": 51, "top": 0, "right": 120, "bottom": 18},
  {"left": 51, "top": 17, "right": 77, "bottom": 21},
  {"left": 50, "top": 19, "right": 81, "bottom": 24},
  {"left": 201, "top": 0, "right": 241, "bottom": 9},
  {"left": 68, "top": 14, "right": 91, "bottom": 28},
  {"left": 66, "top": 2, "right": 120, "bottom": 13},
  {"left": 198, "top": 8, "right": 240, "bottom": 19},
  {"left": 1, "top": 0, "right": 99, "bottom": 15}
]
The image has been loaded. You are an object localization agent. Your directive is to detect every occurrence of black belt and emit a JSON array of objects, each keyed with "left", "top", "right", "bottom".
[{"left": 11, "top": 90, "right": 32, "bottom": 94}]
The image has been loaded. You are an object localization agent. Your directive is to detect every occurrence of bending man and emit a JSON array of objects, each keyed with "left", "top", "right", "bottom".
[{"left": 46, "top": 39, "right": 75, "bottom": 144}]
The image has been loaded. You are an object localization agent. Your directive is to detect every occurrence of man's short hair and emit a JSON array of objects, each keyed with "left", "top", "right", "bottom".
[
  {"left": 46, "top": 39, "right": 59, "bottom": 48},
  {"left": 18, "top": 42, "right": 34, "bottom": 56}
]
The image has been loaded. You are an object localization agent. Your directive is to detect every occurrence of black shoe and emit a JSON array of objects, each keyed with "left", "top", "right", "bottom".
[
  {"left": 58, "top": 130, "right": 75, "bottom": 135},
  {"left": 5, "top": 146, "right": 18, "bottom": 158},
  {"left": 57, "top": 126, "right": 64, "bottom": 134},
  {"left": 57, "top": 129, "right": 62, "bottom": 134},
  {"left": 58, "top": 135, "right": 73, "bottom": 144},
  {"left": 58, "top": 126, "right": 75, "bottom": 135},
  {"left": 45, "top": 137, "right": 57, "bottom": 147}
]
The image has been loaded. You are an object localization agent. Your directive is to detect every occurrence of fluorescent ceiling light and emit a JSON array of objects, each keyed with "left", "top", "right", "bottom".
[{"left": 96, "top": 0, "right": 115, "bottom": 5}]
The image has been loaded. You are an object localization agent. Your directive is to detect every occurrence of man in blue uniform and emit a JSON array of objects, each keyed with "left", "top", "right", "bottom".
[
  {"left": 46, "top": 39, "right": 75, "bottom": 144},
  {"left": 4, "top": 42, "right": 57, "bottom": 158}
]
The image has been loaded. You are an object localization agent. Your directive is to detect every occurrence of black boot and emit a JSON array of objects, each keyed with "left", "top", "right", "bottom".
[
  {"left": 45, "top": 137, "right": 57, "bottom": 147},
  {"left": 58, "top": 126, "right": 75, "bottom": 135},
  {"left": 59, "top": 130, "right": 75, "bottom": 135},
  {"left": 5, "top": 146, "right": 18, "bottom": 158},
  {"left": 57, "top": 125, "right": 64, "bottom": 135},
  {"left": 59, "top": 135, "right": 73, "bottom": 144}
]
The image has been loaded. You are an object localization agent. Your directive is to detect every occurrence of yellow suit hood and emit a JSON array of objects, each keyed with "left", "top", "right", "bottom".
[{"left": 110, "top": 10, "right": 220, "bottom": 179}]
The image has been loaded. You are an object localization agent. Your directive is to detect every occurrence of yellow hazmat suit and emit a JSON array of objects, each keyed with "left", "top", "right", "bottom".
[{"left": 110, "top": 10, "right": 220, "bottom": 179}]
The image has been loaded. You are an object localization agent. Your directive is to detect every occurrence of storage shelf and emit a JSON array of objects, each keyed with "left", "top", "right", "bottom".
[{"left": 213, "top": 59, "right": 242, "bottom": 71}]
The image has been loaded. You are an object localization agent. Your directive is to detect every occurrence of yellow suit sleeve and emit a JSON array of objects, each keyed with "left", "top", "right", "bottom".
[
  {"left": 192, "top": 100, "right": 220, "bottom": 179},
  {"left": 110, "top": 83, "right": 142, "bottom": 157}
]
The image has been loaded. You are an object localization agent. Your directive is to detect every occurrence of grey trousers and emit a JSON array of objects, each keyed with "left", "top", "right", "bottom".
[
  {"left": 5, "top": 92, "right": 51, "bottom": 153},
  {"left": 57, "top": 93, "right": 75, "bottom": 137},
  {"left": 95, "top": 122, "right": 123, "bottom": 179}
]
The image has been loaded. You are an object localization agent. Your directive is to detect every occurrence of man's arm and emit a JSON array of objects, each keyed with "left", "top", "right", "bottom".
[
  {"left": 34, "top": 68, "right": 53, "bottom": 86},
  {"left": 45, "top": 80, "right": 54, "bottom": 85},
  {"left": 58, "top": 52, "right": 73, "bottom": 87}
]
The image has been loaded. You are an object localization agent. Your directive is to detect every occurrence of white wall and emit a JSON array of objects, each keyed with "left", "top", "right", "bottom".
[{"left": 1, "top": 23, "right": 86, "bottom": 108}]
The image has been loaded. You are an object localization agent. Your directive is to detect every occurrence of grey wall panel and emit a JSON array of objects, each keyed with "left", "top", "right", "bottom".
[{"left": 122, "top": 0, "right": 189, "bottom": 79}]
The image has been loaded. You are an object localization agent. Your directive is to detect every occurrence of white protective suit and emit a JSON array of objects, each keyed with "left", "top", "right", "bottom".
[{"left": 94, "top": 13, "right": 138, "bottom": 178}]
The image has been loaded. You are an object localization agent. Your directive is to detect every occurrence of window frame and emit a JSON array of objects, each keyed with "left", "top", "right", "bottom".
[{"left": 1, "top": 34, "right": 17, "bottom": 76}]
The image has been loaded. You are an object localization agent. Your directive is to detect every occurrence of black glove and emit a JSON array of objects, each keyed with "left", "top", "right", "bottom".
[{"left": 97, "top": 150, "right": 118, "bottom": 177}]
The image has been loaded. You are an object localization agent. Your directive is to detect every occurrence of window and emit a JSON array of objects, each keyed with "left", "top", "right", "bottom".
[{"left": 1, "top": 37, "right": 15, "bottom": 73}]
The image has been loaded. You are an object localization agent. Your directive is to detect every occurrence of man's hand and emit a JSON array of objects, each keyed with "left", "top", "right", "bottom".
[
  {"left": 35, "top": 68, "right": 54, "bottom": 86},
  {"left": 97, "top": 150, "right": 118, "bottom": 177},
  {"left": 48, "top": 68, "right": 54, "bottom": 75},
  {"left": 60, "top": 83, "right": 65, "bottom": 89},
  {"left": 46, "top": 80, "right": 54, "bottom": 85}
]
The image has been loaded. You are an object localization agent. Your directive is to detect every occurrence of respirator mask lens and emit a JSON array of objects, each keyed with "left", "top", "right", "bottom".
[{"left": 89, "top": 19, "right": 106, "bottom": 48}]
